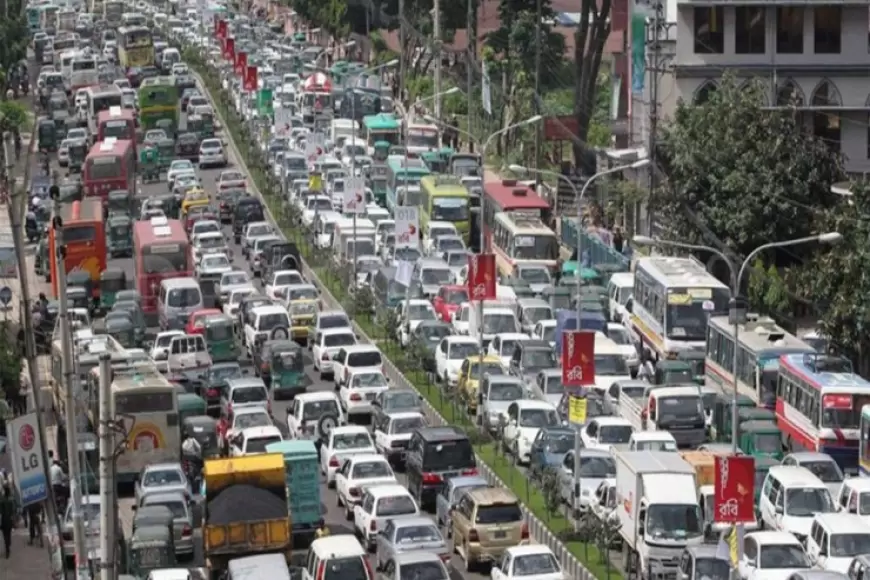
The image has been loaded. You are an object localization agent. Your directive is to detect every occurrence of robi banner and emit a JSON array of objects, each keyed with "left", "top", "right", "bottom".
[
  {"left": 235, "top": 52, "right": 247, "bottom": 77},
  {"left": 244, "top": 65, "right": 258, "bottom": 92},
  {"left": 714, "top": 456, "right": 755, "bottom": 523},
  {"left": 394, "top": 207, "right": 420, "bottom": 250},
  {"left": 561, "top": 330, "right": 595, "bottom": 387},
  {"left": 467, "top": 254, "right": 496, "bottom": 301},
  {"left": 222, "top": 37, "right": 235, "bottom": 62},
  {"left": 216, "top": 19, "right": 227, "bottom": 39}
]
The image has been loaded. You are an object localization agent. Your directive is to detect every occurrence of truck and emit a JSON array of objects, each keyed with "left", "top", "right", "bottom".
[
  {"left": 266, "top": 440, "right": 325, "bottom": 541},
  {"left": 615, "top": 451, "right": 703, "bottom": 580},
  {"left": 619, "top": 385, "right": 707, "bottom": 448},
  {"left": 203, "top": 454, "right": 292, "bottom": 579}
]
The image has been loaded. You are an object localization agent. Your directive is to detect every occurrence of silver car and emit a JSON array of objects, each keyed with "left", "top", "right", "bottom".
[
  {"left": 384, "top": 552, "right": 450, "bottom": 580},
  {"left": 138, "top": 491, "right": 195, "bottom": 556},
  {"left": 62, "top": 495, "right": 103, "bottom": 565},
  {"left": 375, "top": 516, "right": 449, "bottom": 570},
  {"left": 134, "top": 462, "right": 190, "bottom": 505},
  {"left": 479, "top": 376, "right": 525, "bottom": 433}
]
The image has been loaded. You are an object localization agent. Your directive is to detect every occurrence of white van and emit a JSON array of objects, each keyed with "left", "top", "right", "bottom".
[
  {"left": 158, "top": 278, "right": 203, "bottom": 331},
  {"left": 468, "top": 305, "right": 520, "bottom": 348},
  {"left": 759, "top": 466, "right": 837, "bottom": 540},
  {"left": 228, "top": 554, "right": 292, "bottom": 580},
  {"left": 330, "top": 118, "right": 357, "bottom": 147},
  {"left": 592, "top": 336, "right": 633, "bottom": 393},
  {"left": 806, "top": 512, "right": 870, "bottom": 573},
  {"left": 607, "top": 272, "right": 634, "bottom": 325},
  {"left": 332, "top": 217, "right": 375, "bottom": 263},
  {"left": 303, "top": 535, "right": 372, "bottom": 580}
]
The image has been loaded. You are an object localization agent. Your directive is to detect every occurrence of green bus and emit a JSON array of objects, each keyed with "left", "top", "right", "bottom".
[
  {"left": 137, "top": 77, "right": 179, "bottom": 131},
  {"left": 363, "top": 114, "right": 400, "bottom": 156},
  {"left": 419, "top": 174, "right": 471, "bottom": 243},
  {"left": 385, "top": 156, "right": 430, "bottom": 213}
]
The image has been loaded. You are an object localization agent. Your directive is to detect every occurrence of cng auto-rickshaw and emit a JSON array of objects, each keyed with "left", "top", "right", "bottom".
[
  {"left": 100, "top": 269, "right": 127, "bottom": 311},
  {"left": 107, "top": 214, "right": 133, "bottom": 257},
  {"left": 199, "top": 111, "right": 215, "bottom": 138},
  {"left": 156, "top": 138, "right": 176, "bottom": 170},
  {"left": 126, "top": 525, "right": 176, "bottom": 577},
  {"left": 140, "top": 146, "right": 161, "bottom": 183},
  {"left": 37, "top": 118, "right": 57, "bottom": 152},
  {"left": 67, "top": 269, "right": 94, "bottom": 298},
  {"left": 67, "top": 139, "right": 87, "bottom": 173},
  {"left": 155, "top": 118, "right": 175, "bottom": 141},
  {"left": 112, "top": 300, "right": 146, "bottom": 345},
  {"left": 107, "top": 189, "right": 135, "bottom": 217},
  {"left": 105, "top": 312, "right": 136, "bottom": 347},
  {"left": 708, "top": 394, "right": 765, "bottom": 442},
  {"left": 736, "top": 419, "right": 784, "bottom": 460},
  {"left": 204, "top": 314, "right": 237, "bottom": 362},
  {"left": 373, "top": 141, "right": 390, "bottom": 161},
  {"left": 177, "top": 392, "right": 207, "bottom": 423},
  {"left": 288, "top": 299, "right": 317, "bottom": 345},
  {"left": 181, "top": 416, "right": 219, "bottom": 460},
  {"left": 269, "top": 340, "right": 306, "bottom": 399}
]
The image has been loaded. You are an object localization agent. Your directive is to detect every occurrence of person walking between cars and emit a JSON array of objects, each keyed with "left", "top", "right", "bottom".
[{"left": 0, "top": 476, "right": 14, "bottom": 558}]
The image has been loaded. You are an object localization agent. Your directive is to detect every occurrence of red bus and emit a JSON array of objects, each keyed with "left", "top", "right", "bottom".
[
  {"left": 83, "top": 138, "right": 136, "bottom": 201},
  {"left": 96, "top": 106, "right": 137, "bottom": 153},
  {"left": 133, "top": 216, "right": 193, "bottom": 317},
  {"left": 48, "top": 199, "right": 106, "bottom": 298},
  {"left": 482, "top": 179, "right": 551, "bottom": 251}
]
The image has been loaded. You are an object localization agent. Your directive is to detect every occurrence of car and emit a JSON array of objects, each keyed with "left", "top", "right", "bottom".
[
  {"left": 242, "top": 304, "right": 291, "bottom": 357},
  {"left": 339, "top": 369, "right": 390, "bottom": 419},
  {"left": 218, "top": 270, "right": 252, "bottom": 305},
  {"left": 490, "top": 545, "right": 564, "bottom": 580},
  {"left": 305, "top": 310, "right": 352, "bottom": 349},
  {"left": 502, "top": 400, "right": 561, "bottom": 465},
  {"left": 241, "top": 221, "right": 276, "bottom": 258},
  {"left": 372, "top": 411, "right": 426, "bottom": 462},
  {"left": 197, "top": 361, "right": 244, "bottom": 412},
  {"left": 263, "top": 269, "right": 305, "bottom": 300},
  {"left": 556, "top": 448, "right": 616, "bottom": 512},
  {"left": 580, "top": 417, "right": 635, "bottom": 451},
  {"left": 434, "top": 336, "right": 479, "bottom": 386},
  {"left": 432, "top": 285, "right": 469, "bottom": 323},
  {"left": 320, "top": 425, "right": 377, "bottom": 486},
  {"left": 434, "top": 475, "right": 489, "bottom": 533},
  {"left": 371, "top": 389, "right": 422, "bottom": 421},
  {"left": 217, "top": 169, "right": 246, "bottom": 191},
  {"left": 530, "top": 369, "right": 565, "bottom": 408},
  {"left": 134, "top": 462, "right": 189, "bottom": 505},
  {"left": 312, "top": 327, "right": 357, "bottom": 379},
  {"left": 478, "top": 376, "right": 526, "bottom": 434},
  {"left": 331, "top": 345, "right": 384, "bottom": 389},
  {"left": 198, "top": 138, "right": 227, "bottom": 168},
  {"left": 737, "top": 531, "right": 811, "bottom": 580},
  {"left": 149, "top": 330, "right": 184, "bottom": 362},
  {"left": 529, "top": 427, "right": 576, "bottom": 472},
  {"left": 250, "top": 235, "right": 283, "bottom": 277},
  {"left": 375, "top": 516, "right": 449, "bottom": 569},
  {"left": 219, "top": 377, "right": 270, "bottom": 419},
  {"left": 195, "top": 253, "right": 232, "bottom": 281},
  {"left": 222, "top": 286, "right": 257, "bottom": 319},
  {"left": 190, "top": 219, "right": 221, "bottom": 239},
  {"left": 334, "top": 453, "right": 397, "bottom": 519},
  {"left": 782, "top": 452, "right": 845, "bottom": 497},
  {"left": 286, "top": 392, "right": 345, "bottom": 439},
  {"left": 487, "top": 333, "right": 531, "bottom": 369},
  {"left": 228, "top": 426, "right": 284, "bottom": 456},
  {"left": 137, "top": 491, "right": 195, "bottom": 556},
  {"left": 380, "top": 553, "right": 450, "bottom": 580},
  {"left": 191, "top": 231, "right": 230, "bottom": 265},
  {"left": 219, "top": 405, "right": 273, "bottom": 452},
  {"left": 353, "top": 483, "right": 420, "bottom": 551},
  {"left": 236, "top": 294, "right": 273, "bottom": 336},
  {"left": 397, "top": 299, "right": 438, "bottom": 347},
  {"left": 61, "top": 495, "right": 106, "bottom": 564}
]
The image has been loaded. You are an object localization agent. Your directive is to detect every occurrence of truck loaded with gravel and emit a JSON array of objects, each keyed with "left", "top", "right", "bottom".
[{"left": 203, "top": 453, "right": 292, "bottom": 579}]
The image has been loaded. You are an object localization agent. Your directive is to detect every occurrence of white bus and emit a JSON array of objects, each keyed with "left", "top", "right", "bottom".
[
  {"left": 705, "top": 314, "right": 816, "bottom": 407},
  {"left": 630, "top": 256, "right": 729, "bottom": 361},
  {"left": 84, "top": 84, "right": 124, "bottom": 132},
  {"left": 491, "top": 212, "right": 559, "bottom": 279},
  {"left": 70, "top": 53, "right": 99, "bottom": 93},
  {"left": 404, "top": 122, "right": 439, "bottom": 154}
]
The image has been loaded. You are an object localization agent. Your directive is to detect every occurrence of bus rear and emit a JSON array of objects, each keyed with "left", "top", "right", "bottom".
[
  {"left": 138, "top": 78, "right": 179, "bottom": 130},
  {"left": 405, "top": 123, "right": 440, "bottom": 155},
  {"left": 70, "top": 54, "right": 99, "bottom": 93},
  {"left": 482, "top": 179, "right": 551, "bottom": 250},
  {"left": 491, "top": 213, "right": 559, "bottom": 278},
  {"left": 48, "top": 199, "right": 106, "bottom": 298},
  {"left": 104, "top": 0, "right": 123, "bottom": 25},
  {"left": 83, "top": 138, "right": 135, "bottom": 200},
  {"left": 118, "top": 25, "right": 154, "bottom": 70},
  {"left": 97, "top": 107, "right": 137, "bottom": 152},
  {"left": 133, "top": 217, "right": 192, "bottom": 318}
]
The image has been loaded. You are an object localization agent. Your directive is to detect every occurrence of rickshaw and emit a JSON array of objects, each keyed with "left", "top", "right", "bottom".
[
  {"left": 269, "top": 340, "right": 307, "bottom": 400},
  {"left": 178, "top": 392, "right": 207, "bottom": 423},
  {"left": 107, "top": 214, "right": 133, "bottom": 257},
  {"left": 37, "top": 118, "right": 57, "bottom": 152},
  {"left": 155, "top": 118, "right": 175, "bottom": 141},
  {"left": 156, "top": 138, "right": 176, "bottom": 170},
  {"left": 140, "top": 146, "right": 161, "bottom": 183},
  {"left": 107, "top": 189, "right": 135, "bottom": 217},
  {"left": 67, "top": 269, "right": 94, "bottom": 297},
  {"left": 678, "top": 350, "right": 706, "bottom": 385},
  {"left": 126, "top": 525, "right": 177, "bottom": 577},
  {"left": 204, "top": 314, "right": 238, "bottom": 362},
  {"left": 182, "top": 415, "right": 219, "bottom": 456},
  {"left": 67, "top": 139, "right": 87, "bottom": 173},
  {"left": 115, "top": 290, "right": 142, "bottom": 306},
  {"left": 105, "top": 313, "right": 136, "bottom": 347},
  {"left": 373, "top": 141, "right": 389, "bottom": 161},
  {"left": 736, "top": 420, "right": 784, "bottom": 460},
  {"left": 388, "top": 145, "right": 406, "bottom": 156},
  {"left": 99, "top": 269, "right": 127, "bottom": 311},
  {"left": 113, "top": 300, "right": 146, "bottom": 345}
]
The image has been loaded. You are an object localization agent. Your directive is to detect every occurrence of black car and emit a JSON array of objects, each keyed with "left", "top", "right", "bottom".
[
  {"left": 231, "top": 198, "right": 265, "bottom": 243},
  {"left": 175, "top": 132, "right": 201, "bottom": 159},
  {"left": 406, "top": 427, "right": 476, "bottom": 510},
  {"left": 218, "top": 188, "right": 247, "bottom": 223}
]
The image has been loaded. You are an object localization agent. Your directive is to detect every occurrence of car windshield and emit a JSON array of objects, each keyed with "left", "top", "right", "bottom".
[
  {"left": 385, "top": 392, "right": 420, "bottom": 412},
  {"left": 523, "top": 307, "right": 551, "bottom": 325},
  {"left": 785, "top": 487, "right": 835, "bottom": 516},
  {"left": 513, "top": 553, "right": 560, "bottom": 577},
  {"left": 351, "top": 373, "right": 387, "bottom": 389},
  {"left": 288, "top": 288, "right": 318, "bottom": 300},
  {"left": 322, "top": 556, "right": 368, "bottom": 580},
  {"left": 333, "top": 433, "right": 373, "bottom": 450},
  {"left": 437, "top": 237, "right": 465, "bottom": 252},
  {"left": 443, "top": 289, "right": 469, "bottom": 304},
  {"left": 830, "top": 533, "right": 870, "bottom": 558},
  {"left": 395, "top": 523, "right": 441, "bottom": 544},
  {"left": 522, "top": 349, "right": 556, "bottom": 372},
  {"left": 390, "top": 416, "right": 425, "bottom": 434},
  {"left": 351, "top": 460, "right": 392, "bottom": 479},
  {"left": 469, "top": 362, "right": 504, "bottom": 377},
  {"left": 758, "top": 544, "right": 810, "bottom": 569},
  {"left": 518, "top": 268, "right": 551, "bottom": 284},
  {"left": 694, "top": 558, "right": 730, "bottom": 580},
  {"left": 142, "top": 469, "right": 183, "bottom": 487},
  {"left": 397, "top": 562, "right": 447, "bottom": 580},
  {"left": 274, "top": 272, "right": 303, "bottom": 286},
  {"left": 599, "top": 425, "right": 633, "bottom": 444},
  {"left": 302, "top": 400, "right": 340, "bottom": 421},
  {"left": 498, "top": 339, "right": 522, "bottom": 356},
  {"left": 376, "top": 495, "right": 416, "bottom": 516},
  {"left": 324, "top": 333, "right": 356, "bottom": 348},
  {"left": 544, "top": 376, "right": 564, "bottom": 395},
  {"left": 519, "top": 408, "right": 559, "bottom": 428},
  {"left": 247, "top": 224, "right": 272, "bottom": 237},
  {"left": 198, "top": 236, "right": 224, "bottom": 249},
  {"left": 257, "top": 313, "right": 289, "bottom": 331},
  {"left": 449, "top": 342, "right": 478, "bottom": 359},
  {"left": 202, "top": 255, "right": 230, "bottom": 268},
  {"left": 548, "top": 434, "right": 573, "bottom": 454},
  {"left": 578, "top": 456, "right": 616, "bottom": 478},
  {"left": 232, "top": 387, "right": 267, "bottom": 404},
  {"left": 167, "top": 288, "right": 200, "bottom": 307},
  {"left": 658, "top": 396, "right": 702, "bottom": 419},
  {"left": 800, "top": 460, "right": 843, "bottom": 483},
  {"left": 194, "top": 222, "right": 220, "bottom": 235},
  {"left": 320, "top": 315, "right": 349, "bottom": 329},
  {"left": 420, "top": 325, "right": 451, "bottom": 342},
  {"left": 488, "top": 383, "right": 524, "bottom": 402},
  {"left": 446, "top": 252, "right": 468, "bottom": 266},
  {"left": 595, "top": 355, "right": 629, "bottom": 376},
  {"left": 475, "top": 503, "right": 522, "bottom": 524},
  {"left": 408, "top": 305, "right": 435, "bottom": 319},
  {"left": 394, "top": 247, "right": 420, "bottom": 262},
  {"left": 146, "top": 500, "right": 187, "bottom": 519},
  {"left": 234, "top": 412, "right": 270, "bottom": 430},
  {"left": 222, "top": 272, "right": 249, "bottom": 286},
  {"left": 483, "top": 314, "right": 516, "bottom": 334}
]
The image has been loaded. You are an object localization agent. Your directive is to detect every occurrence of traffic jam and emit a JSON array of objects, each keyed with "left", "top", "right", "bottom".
[{"left": 22, "top": 0, "right": 870, "bottom": 580}]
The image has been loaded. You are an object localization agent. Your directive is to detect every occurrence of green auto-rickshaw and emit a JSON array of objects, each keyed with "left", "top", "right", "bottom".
[
  {"left": 67, "top": 270, "right": 94, "bottom": 299},
  {"left": 181, "top": 415, "right": 219, "bottom": 458},
  {"left": 67, "top": 286, "right": 91, "bottom": 312},
  {"left": 269, "top": 340, "right": 306, "bottom": 400},
  {"left": 107, "top": 189, "right": 135, "bottom": 217},
  {"left": 37, "top": 118, "right": 58, "bottom": 153},
  {"left": 105, "top": 313, "right": 136, "bottom": 347},
  {"left": 204, "top": 314, "right": 238, "bottom": 362},
  {"left": 67, "top": 139, "right": 87, "bottom": 173},
  {"left": 198, "top": 111, "right": 215, "bottom": 138},
  {"left": 178, "top": 393, "right": 207, "bottom": 423},
  {"left": 708, "top": 395, "right": 767, "bottom": 442},
  {"left": 155, "top": 118, "right": 175, "bottom": 141},
  {"left": 107, "top": 214, "right": 133, "bottom": 257},
  {"left": 678, "top": 350, "right": 706, "bottom": 385},
  {"left": 140, "top": 146, "right": 161, "bottom": 183},
  {"left": 126, "top": 525, "right": 176, "bottom": 577},
  {"left": 113, "top": 300, "right": 146, "bottom": 345},
  {"left": 737, "top": 419, "right": 784, "bottom": 461},
  {"left": 388, "top": 145, "right": 406, "bottom": 157},
  {"left": 100, "top": 269, "right": 127, "bottom": 311},
  {"left": 156, "top": 138, "right": 176, "bottom": 170},
  {"left": 373, "top": 141, "right": 390, "bottom": 161},
  {"left": 422, "top": 150, "right": 447, "bottom": 173}
]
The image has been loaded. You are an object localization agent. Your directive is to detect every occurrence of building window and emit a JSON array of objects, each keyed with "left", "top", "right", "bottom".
[
  {"left": 812, "top": 80, "right": 842, "bottom": 153},
  {"left": 777, "top": 7, "right": 804, "bottom": 54},
  {"left": 815, "top": 6, "right": 842, "bottom": 54},
  {"left": 775, "top": 79, "right": 805, "bottom": 107},
  {"left": 735, "top": 7, "right": 766, "bottom": 54},
  {"left": 694, "top": 7, "right": 724, "bottom": 54},
  {"left": 694, "top": 81, "right": 718, "bottom": 105}
]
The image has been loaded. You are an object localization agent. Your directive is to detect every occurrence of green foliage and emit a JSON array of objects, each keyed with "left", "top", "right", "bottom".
[
  {"left": 377, "top": 306, "right": 401, "bottom": 345},
  {"left": 657, "top": 75, "right": 843, "bottom": 258},
  {"left": 540, "top": 466, "right": 563, "bottom": 520},
  {"left": 352, "top": 285, "right": 376, "bottom": 317},
  {"left": 0, "top": 101, "right": 28, "bottom": 133},
  {"left": 485, "top": 1, "right": 565, "bottom": 88},
  {"left": 571, "top": 0, "right": 612, "bottom": 165},
  {"left": 291, "top": 0, "right": 349, "bottom": 38},
  {"left": 747, "top": 259, "right": 790, "bottom": 318},
  {"left": 0, "top": 0, "right": 28, "bottom": 94}
]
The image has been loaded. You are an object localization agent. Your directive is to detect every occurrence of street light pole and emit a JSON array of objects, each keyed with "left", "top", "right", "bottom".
[{"left": 632, "top": 233, "right": 843, "bottom": 453}]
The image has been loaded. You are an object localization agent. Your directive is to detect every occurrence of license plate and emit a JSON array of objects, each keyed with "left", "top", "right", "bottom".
[
  {"left": 493, "top": 531, "right": 507, "bottom": 539},
  {"left": 365, "top": 393, "right": 376, "bottom": 401},
  {"left": 443, "top": 472, "right": 458, "bottom": 479}
]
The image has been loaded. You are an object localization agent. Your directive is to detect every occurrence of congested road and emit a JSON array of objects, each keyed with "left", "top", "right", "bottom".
[{"left": 110, "top": 84, "right": 490, "bottom": 580}]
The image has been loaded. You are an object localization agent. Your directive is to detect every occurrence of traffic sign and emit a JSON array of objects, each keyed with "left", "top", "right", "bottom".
[
  {"left": 0, "top": 285, "right": 13, "bottom": 306},
  {"left": 305, "top": 133, "right": 326, "bottom": 163}
]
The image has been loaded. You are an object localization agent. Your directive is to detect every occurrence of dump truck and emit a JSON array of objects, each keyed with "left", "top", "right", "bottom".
[{"left": 203, "top": 454, "right": 292, "bottom": 579}]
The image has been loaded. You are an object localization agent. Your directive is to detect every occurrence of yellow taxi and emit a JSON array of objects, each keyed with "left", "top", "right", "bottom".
[
  {"left": 287, "top": 298, "right": 318, "bottom": 345},
  {"left": 457, "top": 355, "right": 506, "bottom": 414}
]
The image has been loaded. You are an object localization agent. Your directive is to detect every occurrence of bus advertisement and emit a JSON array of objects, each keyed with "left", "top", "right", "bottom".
[
  {"left": 137, "top": 77, "right": 179, "bottom": 131},
  {"left": 482, "top": 179, "right": 551, "bottom": 251},
  {"left": 419, "top": 174, "right": 470, "bottom": 243},
  {"left": 48, "top": 198, "right": 106, "bottom": 298},
  {"left": 133, "top": 217, "right": 192, "bottom": 317},
  {"left": 83, "top": 138, "right": 136, "bottom": 200},
  {"left": 118, "top": 25, "right": 154, "bottom": 69}
]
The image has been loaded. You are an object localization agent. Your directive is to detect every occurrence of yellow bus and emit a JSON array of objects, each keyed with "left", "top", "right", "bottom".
[
  {"left": 117, "top": 25, "right": 154, "bottom": 69},
  {"left": 419, "top": 175, "right": 471, "bottom": 243},
  {"left": 491, "top": 212, "right": 559, "bottom": 277}
]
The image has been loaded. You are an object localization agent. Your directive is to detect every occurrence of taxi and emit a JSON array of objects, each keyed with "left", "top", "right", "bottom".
[
  {"left": 287, "top": 297, "right": 318, "bottom": 345},
  {"left": 181, "top": 188, "right": 209, "bottom": 215},
  {"left": 458, "top": 354, "right": 507, "bottom": 413}
]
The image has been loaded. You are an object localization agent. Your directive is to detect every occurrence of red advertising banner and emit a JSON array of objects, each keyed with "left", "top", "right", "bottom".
[
  {"left": 466, "top": 254, "right": 496, "bottom": 301},
  {"left": 714, "top": 456, "right": 755, "bottom": 523},
  {"left": 222, "top": 37, "right": 235, "bottom": 62},
  {"left": 561, "top": 331, "right": 595, "bottom": 387},
  {"left": 244, "top": 65, "right": 258, "bottom": 92},
  {"left": 235, "top": 52, "right": 247, "bottom": 77},
  {"left": 216, "top": 19, "right": 227, "bottom": 39}
]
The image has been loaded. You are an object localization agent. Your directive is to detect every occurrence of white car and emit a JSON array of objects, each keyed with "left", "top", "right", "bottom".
[
  {"left": 491, "top": 545, "right": 564, "bottom": 580},
  {"left": 580, "top": 417, "right": 635, "bottom": 451},
  {"left": 397, "top": 300, "right": 438, "bottom": 347},
  {"left": 302, "top": 196, "right": 334, "bottom": 227},
  {"left": 149, "top": 330, "right": 184, "bottom": 362},
  {"left": 435, "top": 336, "right": 480, "bottom": 386},
  {"left": 167, "top": 160, "right": 196, "bottom": 184},
  {"left": 242, "top": 305, "right": 291, "bottom": 357},
  {"left": 286, "top": 392, "right": 345, "bottom": 440},
  {"left": 264, "top": 269, "right": 305, "bottom": 300},
  {"left": 218, "top": 271, "right": 252, "bottom": 304},
  {"left": 223, "top": 286, "right": 257, "bottom": 318},
  {"left": 339, "top": 370, "right": 390, "bottom": 417},
  {"left": 228, "top": 426, "right": 284, "bottom": 457},
  {"left": 320, "top": 426, "right": 376, "bottom": 486},
  {"left": 531, "top": 320, "right": 557, "bottom": 348},
  {"left": 452, "top": 302, "right": 472, "bottom": 335},
  {"left": 737, "top": 531, "right": 810, "bottom": 580},
  {"left": 352, "top": 483, "right": 419, "bottom": 550},
  {"left": 250, "top": 235, "right": 283, "bottom": 276},
  {"left": 487, "top": 333, "right": 531, "bottom": 368},
  {"left": 312, "top": 328, "right": 357, "bottom": 379},
  {"left": 220, "top": 406, "right": 274, "bottom": 455},
  {"left": 331, "top": 345, "right": 384, "bottom": 389},
  {"left": 195, "top": 253, "right": 232, "bottom": 280},
  {"left": 372, "top": 411, "right": 426, "bottom": 461},
  {"left": 502, "top": 400, "right": 561, "bottom": 465},
  {"left": 198, "top": 138, "right": 228, "bottom": 168},
  {"left": 241, "top": 221, "right": 276, "bottom": 258},
  {"left": 334, "top": 454, "right": 396, "bottom": 519},
  {"left": 190, "top": 219, "right": 221, "bottom": 238},
  {"left": 192, "top": 232, "right": 230, "bottom": 265}
]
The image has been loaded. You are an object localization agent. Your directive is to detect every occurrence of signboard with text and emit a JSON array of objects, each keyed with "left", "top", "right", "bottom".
[
  {"left": 467, "top": 254, "right": 496, "bottom": 301},
  {"left": 9, "top": 413, "right": 48, "bottom": 506},
  {"left": 561, "top": 330, "right": 595, "bottom": 387},
  {"left": 714, "top": 455, "right": 755, "bottom": 523},
  {"left": 395, "top": 207, "right": 420, "bottom": 249},
  {"left": 342, "top": 177, "right": 366, "bottom": 214}
]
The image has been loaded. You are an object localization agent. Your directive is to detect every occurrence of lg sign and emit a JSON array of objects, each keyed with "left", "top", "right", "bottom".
[
  {"left": 10, "top": 414, "right": 48, "bottom": 506},
  {"left": 18, "top": 423, "right": 39, "bottom": 470}
]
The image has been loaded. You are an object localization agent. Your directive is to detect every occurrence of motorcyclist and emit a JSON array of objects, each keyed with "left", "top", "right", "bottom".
[{"left": 181, "top": 435, "right": 203, "bottom": 492}]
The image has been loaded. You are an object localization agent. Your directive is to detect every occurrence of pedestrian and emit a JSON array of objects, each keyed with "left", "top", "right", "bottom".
[
  {"left": 613, "top": 226, "right": 624, "bottom": 253},
  {"left": 0, "top": 478, "right": 14, "bottom": 558},
  {"left": 49, "top": 451, "right": 67, "bottom": 512},
  {"left": 26, "top": 503, "right": 43, "bottom": 546},
  {"left": 637, "top": 352, "right": 655, "bottom": 382}
]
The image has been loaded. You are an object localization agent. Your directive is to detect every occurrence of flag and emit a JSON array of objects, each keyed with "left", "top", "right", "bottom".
[
  {"left": 715, "top": 524, "right": 744, "bottom": 567},
  {"left": 481, "top": 61, "right": 492, "bottom": 115}
]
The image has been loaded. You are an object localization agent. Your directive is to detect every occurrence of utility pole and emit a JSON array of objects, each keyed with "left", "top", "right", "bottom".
[
  {"left": 98, "top": 353, "right": 115, "bottom": 580},
  {"left": 51, "top": 180, "right": 88, "bottom": 580},
  {"left": 399, "top": 0, "right": 406, "bottom": 107},
  {"left": 645, "top": 0, "right": 672, "bottom": 234},
  {"left": 466, "top": 0, "right": 474, "bottom": 152},
  {"left": 533, "top": 0, "right": 542, "bottom": 183},
  {"left": 433, "top": 0, "right": 442, "bottom": 147}
]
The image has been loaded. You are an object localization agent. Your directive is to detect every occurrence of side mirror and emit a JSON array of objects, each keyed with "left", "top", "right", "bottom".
[{"left": 774, "top": 505, "right": 783, "bottom": 515}]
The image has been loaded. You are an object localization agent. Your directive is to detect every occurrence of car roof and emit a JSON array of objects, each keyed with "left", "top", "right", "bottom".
[
  {"left": 365, "top": 483, "right": 410, "bottom": 497},
  {"left": 143, "top": 462, "right": 183, "bottom": 472},
  {"left": 227, "top": 378, "right": 267, "bottom": 389},
  {"left": 332, "top": 425, "right": 370, "bottom": 435},
  {"left": 241, "top": 426, "right": 282, "bottom": 438},
  {"left": 296, "top": 392, "right": 339, "bottom": 402}
]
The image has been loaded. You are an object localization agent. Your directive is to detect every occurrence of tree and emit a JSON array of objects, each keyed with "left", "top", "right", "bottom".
[
  {"left": 788, "top": 181, "right": 870, "bottom": 375},
  {"left": 539, "top": 466, "right": 562, "bottom": 520},
  {"left": 0, "top": 101, "right": 28, "bottom": 134},
  {"left": 656, "top": 76, "right": 843, "bottom": 259},
  {"left": 0, "top": 0, "right": 28, "bottom": 97},
  {"left": 572, "top": 0, "right": 611, "bottom": 170}
]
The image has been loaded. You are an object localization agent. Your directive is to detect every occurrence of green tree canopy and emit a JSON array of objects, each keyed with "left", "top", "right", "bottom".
[
  {"left": 485, "top": 0, "right": 565, "bottom": 87},
  {"left": 656, "top": 76, "right": 843, "bottom": 258}
]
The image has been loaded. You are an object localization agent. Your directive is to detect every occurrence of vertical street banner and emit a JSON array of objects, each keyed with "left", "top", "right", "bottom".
[
  {"left": 257, "top": 89, "right": 274, "bottom": 117},
  {"left": 343, "top": 177, "right": 366, "bottom": 214},
  {"left": 561, "top": 330, "right": 595, "bottom": 387},
  {"left": 714, "top": 456, "right": 755, "bottom": 523},
  {"left": 234, "top": 51, "right": 247, "bottom": 77},
  {"left": 9, "top": 413, "right": 49, "bottom": 506},
  {"left": 222, "top": 37, "right": 235, "bottom": 62},
  {"left": 304, "top": 133, "right": 326, "bottom": 165},
  {"left": 395, "top": 206, "right": 420, "bottom": 249},
  {"left": 243, "top": 65, "right": 258, "bottom": 92},
  {"left": 274, "top": 107, "right": 294, "bottom": 136},
  {"left": 481, "top": 61, "right": 492, "bottom": 115},
  {"left": 216, "top": 19, "right": 227, "bottom": 39},
  {"left": 467, "top": 254, "right": 496, "bottom": 300}
]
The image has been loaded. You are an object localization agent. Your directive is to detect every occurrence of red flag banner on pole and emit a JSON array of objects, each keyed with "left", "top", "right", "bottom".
[
  {"left": 714, "top": 456, "right": 755, "bottom": 523},
  {"left": 561, "top": 330, "right": 595, "bottom": 387},
  {"left": 466, "top": 254, "right": 496, "bottom": 301},
  {"left": 222, "top": 37, "right": 235, "bottom": 62},
  {"left": 235, "top": 52, "right": 247, "bottom": 77},
  {"left": 216, "top": 19, "right": 227, "bottom": 39},
  {"left": 244, "top": 65, "right": 258, "bottom": 92}
]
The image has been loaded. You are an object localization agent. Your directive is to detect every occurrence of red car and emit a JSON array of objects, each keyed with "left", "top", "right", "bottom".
[
  {"left": 432, "top": 285, "right": 470, "bottom": 322},
  {"left": 185, "top": 308, "right": 222, "bottom": 335}
]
